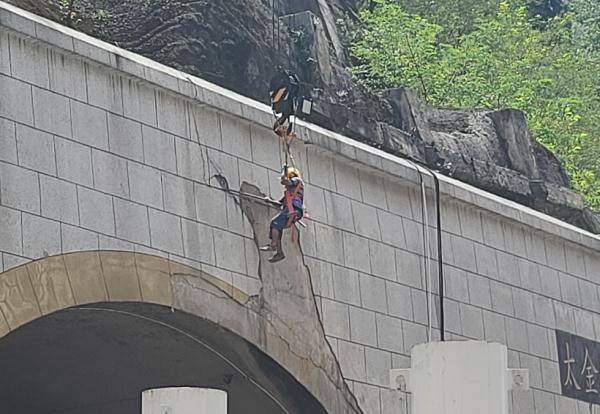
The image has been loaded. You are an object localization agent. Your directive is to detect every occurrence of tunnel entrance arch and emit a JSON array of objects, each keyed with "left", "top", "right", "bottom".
[{"left": 0, "top": 301, "right": 328, "bottom": 414}]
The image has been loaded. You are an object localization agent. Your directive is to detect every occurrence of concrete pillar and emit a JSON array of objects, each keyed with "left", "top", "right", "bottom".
[
  {"left": 390, "top": 341, "right": 529, "bottom": 414},
  {"left": 142, "top": 387, "right": 227, "bottom": 414}
]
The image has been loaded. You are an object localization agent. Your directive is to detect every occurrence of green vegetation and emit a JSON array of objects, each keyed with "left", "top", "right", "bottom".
[{"left": 351, "top": 0, "right": 600, "bottom": 212}]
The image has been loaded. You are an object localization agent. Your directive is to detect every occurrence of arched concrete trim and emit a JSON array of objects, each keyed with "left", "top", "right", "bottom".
[
  {"left": 0, "top": 250, "right": 362, "bottom": 414},
  {"left": 0, "top": 251, "right": 250, "bottom": 337}
]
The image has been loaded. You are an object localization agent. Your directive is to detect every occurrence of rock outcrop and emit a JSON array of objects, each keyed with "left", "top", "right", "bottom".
[{"left": 8, "top": 0, "right": 600, "bottom": 232}]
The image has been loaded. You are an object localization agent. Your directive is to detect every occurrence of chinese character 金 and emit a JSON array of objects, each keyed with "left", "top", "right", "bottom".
[
  {"left": 581, "top": 347, "right": 599, "bottom": 394},
  {"left": 564, "top": 342, "right": 582, "bottom": 390}
]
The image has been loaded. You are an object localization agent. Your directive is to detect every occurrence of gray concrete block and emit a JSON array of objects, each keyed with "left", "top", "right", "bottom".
[
  {"left": 113, "top": 198, "right": 150, "bottom": 245},
  {"left": 250, "top": 125, "right": 280, "bottom": 171},
  {"left": 60, "top": 223, "right": 99, "bottom": 253},
  {"left": 0, "top": 118, "right": 17, "bottom": 164},
  {"left": 349, "top": 306, "right": 377, "bottom": 347},
  {"left": 220, "top": 113, "right": 251, "bottom": 161},
  {"left": 212, "top": 228, "right": 246, "bottom": 274},
  {"left": 206, "top": 148, "right": 240, "bottom": 190},
  {"left": 532, "top": 294, "right": 555, "bottom": 328},
  {"left": 365, "top": 347, "right": 392, "bottom": 387},
  {"left": 0, "top": 205, "right": 22, "bottom": 256},
  {"left": 533, "top": 389, "right": 556, "bottom": 414},
  {"left": 359, "top": 171, "right": 388, "bottom": 210},
  {"left": 16, "top": 124, "right": 56, "bottom": 175},
  {"left": 544, "top": 237, "right": 566, "bottom": 272},
  {"left": 384, "top": 181, "right": 414, "bottom": 220},
  {"left": 142, "top": 126, "right": 177, "bottom": 173},
  {"left": 0, "top": 161, "right": 39, "bottom": 214},
  {"left": 86, "top": 63, "right": 123, "bottom": 114},
  {"left": 402, "top": 320, "right": 427, "bottom": 351},
  {"left": 518, "top": 258, "right": 542, "bottom": 292},
  {"left": 481, "top": 213, "right": 506, "bottom": 250},
  {"left": 444, "top": 299, "right": 462, "bottom": 335},
  {"left": 48, "top": 50, "right": 87, "bottom": 101},
  {"left": 402, "top": 219, "right": 424, "bottom": 255},
  {"left": 381, "top": 389, "right": 407, "bottom": 414},
  {"left": 519, "top": 353, "right": 542, "bottom": 389},
  {"left": 337, "top": 340, "right": 366, "bottom": 382},
  {"left": 127, "top": 161, "right": 163, "bottom": 210},
  {"left": 332, "top": 265, "right": 361, "bottom": 306},
  {"left": 578, "top": 278, "right": 600, "bottom": 312},
  {"left": 352, "top": 201, "right": 382, "bottom": 240},
  {"left": 0, "top": 32, "right": 9, "bottom": 75},
  {"left": 496, "top": 251, "right": 521, "bottom": 286},
  {"left": 482, "top": 310, "right": 507, "bottom": 344},
  {"left": 181, "top": 218, "right": 215, "bottom": 266},
  {"left": 378, "top": 210, "right": 407, "bottom": 250},
  {"left": 369, "top": 241, "right": 397, "bottom": 281},
  {"left": 306, "top": 149, "right": 336, "bottom": 191},
  {"left": 98, "top": 234, "right": 133, "bottom": 251},
  {"left": 2, "top": 253, "right": 29, "bottom": 272},
  {"left": 503, "top": 223, "right": 527, "bottom": 257},
  {"left": 565, "top": 243, "right": 586, "bottom": 278},
  {"left": 344, "top": 232, "right": 371, "bottom": 273},
  {"left": 78, "top": 186, "right": 115, "bottom": 236},
  {"left": 22, "top": 213, "right": 60, "bottom": 258},
  {"left": 450, "top": 235, "right": 477, "bottom": 273},
  {"left": 474, "top": 243, "right": 498, "bottom": 278},
  {"left": 559, "top": 272, "right": 581, "bottom": 304},
  {"left": 107, "top": 113, "right": 143, "bottom": 162},
  {"left": 71, "top": 99, "right": 108, "bottom": 149},
  {"left": 512, "top": 288, "right": 535, "bottom": 321},
  {"left": 189, "top": 106, "right": 221, "bottom": 149},
  {"left": 524, "top": 231, "right": 547, "bottom": 265},
  {"left": 156, "top": 90, "right": 189, "bottom": 138},
  {"left": 553, "top": 301, "right": 575, "bottom": 332},
  {"left": 574, "top": 308, "right": 595, "bottom": 340},
  {"left": 175, "top": 137, "right": 207, "bottom": 184},
  {"left": 444, "top": 265, "right": 469, "bottom": 302},
  {"left": 460, "top": 303, "right": 484, "bottom": 339},
  {"left": 55, "top": 137, "right": 93, "bottom": 187},
  {"left": 0, "top": 74, "right": 33, "bottom": 126},
  {"left": 527, "top": 323, "right": 551, "bottom": 359},
  {"left": 467, "top": 272, "right": 492, "bottom": 309},
  {"left": 376, "top": 313, "right": 403, "bottom": 353},
  {"left": 122, "top": 79, "right": 157, "bottom": 126},
  {"left": 92, "top": 150, "right": 129, "bottom": 198},
  {"left": 324, "top": 191, "right": 354, "bottom": 232},
  {"left": 333, "top": 159, "right": 363, "bottom": 201},
  {"left": 505, "top": 317, "right": 529, "bottom": 353},
  {"left": 40, "top": 175, "right": 78, "bottom": 225},
  {"left": 194, "top": 183, "right": 228, "bottom": 230},
  {"left": 321, "top": 298, "right": 350, "bottom": 340},
  {"left": 411, "top": 288, "right": 428, "bottom": 325},
  {"left": 360, "top": 273, "right": 388, "bottom": 313},
  {"left": 539, "top": 265, "right": 561, "bottom": 299},
  {"left": 395, "top": 249, "right": 422, "bottom": 289},
  {"left": 8, "top": 33, "right": 49, "bottom": 88},
  {"left": 386, "top": 281, "right": 413, "bottom": 320},
  {"left": 458, "top": 205, "right": 483, "bottom": 242},
  {"left": 148, "top": 208, "right": 183, "bottom": 256},
  {"left": 162, "top": 173, "right": 196, "bottom": 220},
  {"left": 314, "top": 222, "right": 344, "bottom": 265},
  {"left": 33, "top": 87, "right": 72, "bottom": 138},
  {"left": 540, "top": 358, "right": 560, "bottom": 394}
]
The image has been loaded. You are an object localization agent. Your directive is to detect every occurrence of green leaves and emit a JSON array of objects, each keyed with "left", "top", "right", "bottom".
[{"left": 351, "top": 0, "right": 600, "bottom": 213}]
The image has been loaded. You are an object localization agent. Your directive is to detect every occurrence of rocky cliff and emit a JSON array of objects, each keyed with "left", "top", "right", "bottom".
[{"left": 8, "top": 0, "right": 600, "bottom": 233}]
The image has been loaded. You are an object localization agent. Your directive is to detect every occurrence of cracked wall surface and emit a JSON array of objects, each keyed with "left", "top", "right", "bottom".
[{"left": 2, "top": 3, "right": 600, "bottom": 413}]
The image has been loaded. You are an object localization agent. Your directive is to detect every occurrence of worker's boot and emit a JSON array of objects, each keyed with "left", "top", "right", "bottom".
[{"left": 268, "top": 230, "right": 285, "bottom": 263}]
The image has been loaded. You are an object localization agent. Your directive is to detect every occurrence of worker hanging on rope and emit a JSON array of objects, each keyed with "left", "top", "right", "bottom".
[{"left": 260, "top": 165, "right": 305, "bottom": 263}]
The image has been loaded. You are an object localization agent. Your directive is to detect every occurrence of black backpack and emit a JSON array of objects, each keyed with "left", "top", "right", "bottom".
[{"left": 269, "top": 70, "right": 300, "bottom": 128}]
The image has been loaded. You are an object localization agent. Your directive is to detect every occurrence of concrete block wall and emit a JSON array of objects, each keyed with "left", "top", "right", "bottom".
[{"left": 2, "top": 3, "right": 600, "bottom": 413}]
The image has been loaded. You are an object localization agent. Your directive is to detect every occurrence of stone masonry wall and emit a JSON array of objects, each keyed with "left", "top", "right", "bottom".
[{"left": 2, "top": 2, "right": 600, "bottom": 413}]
